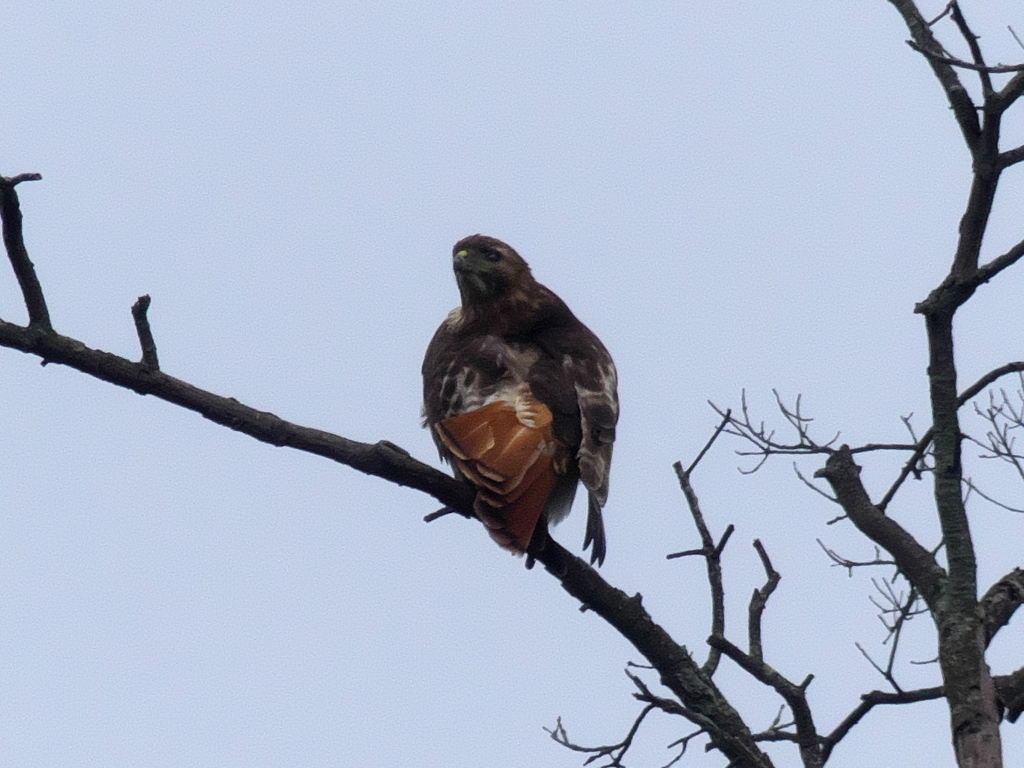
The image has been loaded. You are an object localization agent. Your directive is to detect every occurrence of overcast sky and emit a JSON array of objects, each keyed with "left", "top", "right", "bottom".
[{"left": 2, "top": 1, "right": 1023, "bottom": 766}]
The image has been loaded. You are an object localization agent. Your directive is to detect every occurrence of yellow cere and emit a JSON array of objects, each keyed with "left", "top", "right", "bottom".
[{"left": 455, "top": 250, "right": 468, "bottom": 257}]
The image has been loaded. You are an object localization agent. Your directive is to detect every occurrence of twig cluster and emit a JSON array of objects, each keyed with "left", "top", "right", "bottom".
[
  {"left": 709, "top": 391, "right": 837, "bottom": 474},
  {"left": 962, "top": 378, "right": 1024, "bottom": 513}
]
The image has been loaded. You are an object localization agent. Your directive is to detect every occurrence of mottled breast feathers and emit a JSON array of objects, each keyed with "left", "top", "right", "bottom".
[{"left": 422, "top": 235, "right": 618, "bottom": 565}]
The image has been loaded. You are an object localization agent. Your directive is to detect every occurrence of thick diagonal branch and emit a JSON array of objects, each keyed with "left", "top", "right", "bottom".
[
  {"left": 0, "top": 317, "right": 474, "bottom": 510},
  {"left": 815, "top": 447, "right": 946, "bottom": 611},
  {"left": 541, "top": 540, "right": 772, "bottom": 767}
]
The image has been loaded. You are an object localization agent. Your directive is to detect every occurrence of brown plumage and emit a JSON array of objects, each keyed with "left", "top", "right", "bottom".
[{"left": 422, "top": 235, "right": 618, "bottom": 565}]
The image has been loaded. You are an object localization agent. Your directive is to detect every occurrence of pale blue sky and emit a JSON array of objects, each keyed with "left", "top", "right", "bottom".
[{"left": 2, "top": 1, "right": 1022, "bottom": 766}]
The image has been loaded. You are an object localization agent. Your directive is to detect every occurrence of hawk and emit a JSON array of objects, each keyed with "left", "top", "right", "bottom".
[{"left": 422, "top": 235, "right": 618, "bottom": 565}]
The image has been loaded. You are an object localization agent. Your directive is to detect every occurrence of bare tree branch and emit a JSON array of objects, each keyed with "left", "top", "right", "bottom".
[
  {"left": 822, "top": 686, "right": 944, "bottom": 761},
  {"left": 975, "top": 239, "right": 1024, "bottom": 285},
  {"left": 888, "top": 0, "right": 980, "bottom": 149},
  {"left": 997, "top": 143, "right": 1024, "bottom": 169},
  {"left": 893, "top": 4, "right": 1013, "bottom": 761},
  {"left": 793, "top": 463, "right": 838, "bottom": 505},
  {"left": 0, "top": 173, "right": 50, "bottom": 330},
  {"left": 980, "top": 567, "right": 1024, "bottom": 646},
  {"left": 906, "top": 41, "right": 1024, "bottom": 75},
  {"left": 1000, "top": 666, "right": 1024, "bottom": 723},
  {"left": 710, "top": 391, "right": 836, "bottom": 475},
  {"left": 0, "top": 319, "right": 783, "bottom": 766},
  {"left": 627, "top": 671, "right": 699, "bottom": 721},
  {"left": 130, "top": 294, "right": 160, "bottom": 370},
  {"left": 684, "top": 409, "right": 732, "bottom": 476},
  {"left": 858, "top": 578, "right": 928, "bottom": 693},
  {"left": 670, "top": 446, "right": 733, "bottom": 677},
  {"left": 817, "top": 540, "right": 897, "bottom": 574},
  {"left": 815, "top": 447, "right": 946, "bottom": 612},
  {"left": 0, "top": 314, "right": 476, "bottom": 509},
  {"left": 749, "top": 540, "right": 780, "bottom": 665},
  {"left": 969, "top": 386, "right": 1024, "bottom": 481},
  {"left": 546, "top": 704, "right": 660, "bottom": 768},
  {"left": 824, "top": 667, "right": 1024, "bottom": 761},
  {"left": 543, "top": 546, "right": 773, "bottom": 767},
  {"left": 708, "top": 635, "right": 821, "bottom": 768},
  {"left": 0, "top": 301, "right": 780, "bottom": 768},
  {"left": 959, "top": 364, "right": 1024, "bottom": 405},
  {"left": 879, "top": 362, "right": 1024, "bottom": 511},
  {"left": 962, "top": 477, "right": 1024, "bottom": 514},
  {"left": 991, "top": 70, "right": 1024, "bottom": 114}
]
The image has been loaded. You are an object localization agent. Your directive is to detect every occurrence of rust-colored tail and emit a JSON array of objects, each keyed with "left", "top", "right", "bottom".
[{"left": 435, "top": 398, "right": 561, "bottom": 554}]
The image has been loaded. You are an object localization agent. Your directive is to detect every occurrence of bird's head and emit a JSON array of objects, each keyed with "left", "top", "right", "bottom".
[{"left": 451, "top": 235, "right": 534, "bottom": 306}]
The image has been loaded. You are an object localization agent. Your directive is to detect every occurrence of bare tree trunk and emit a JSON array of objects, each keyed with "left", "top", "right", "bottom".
[{"left": 925, "top": 312, "right": 1003, "bottom": 767}]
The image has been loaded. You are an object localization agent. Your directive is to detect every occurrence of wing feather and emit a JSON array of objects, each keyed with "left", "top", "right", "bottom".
[{"left": 567, "top": 342, "right": 618, "bottom": 566}]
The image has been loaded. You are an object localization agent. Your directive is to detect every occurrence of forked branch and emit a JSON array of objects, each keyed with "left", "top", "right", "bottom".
[{"left": 669, "top": 416, "right": 734, "bottom": 677}]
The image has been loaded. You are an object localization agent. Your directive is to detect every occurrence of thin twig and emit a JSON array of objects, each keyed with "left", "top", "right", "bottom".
[
  {"left": 130, "top": 295, "right": 160, "bottom": 370},
  {"left": 546, "top": 706, "right": 658, "bottom": 767},
  {"left": 1010, "top": 25, "right": 1024, "bottom": 52},
  {"left": 962, "top": 477, "right": 1024, "bottom": 513},
  {"left": 664, "top": 728, "right": 707, "bottom": 767},
  {"left": 906, "top": 40, "right": 1024, "bottom": 74},
  {"left": 949, "top": 2, "right": 993, "bottom": 96},
  {"left": 926, "top": 2, "right": 953, "bottom": 27},
  {"left": 817, "top": 540, "right": 896, "bottom": 575},
  {"left": 793, "top": 463, "right": 838, "bottom": 504},
  {"left": 752, "top": 707, "right": 799, "bottom": 744},
  {"left": 423, "top": 506, "right": 463, "bottom": 523},
  {"left": 686, "top": 410, "right": 732, "bottom": 476},
  {"left": 855, "top": 642, "right": 902, "bottom": 693}
]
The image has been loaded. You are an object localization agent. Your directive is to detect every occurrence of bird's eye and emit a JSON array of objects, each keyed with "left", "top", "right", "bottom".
[{"left": 483, "top": 249, "right": 501, "bottom": 262}]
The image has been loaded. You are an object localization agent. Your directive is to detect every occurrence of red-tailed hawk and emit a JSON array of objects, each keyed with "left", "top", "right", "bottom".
[{"left": 422, "top": 235, "right": 618, "bottom": 565}]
